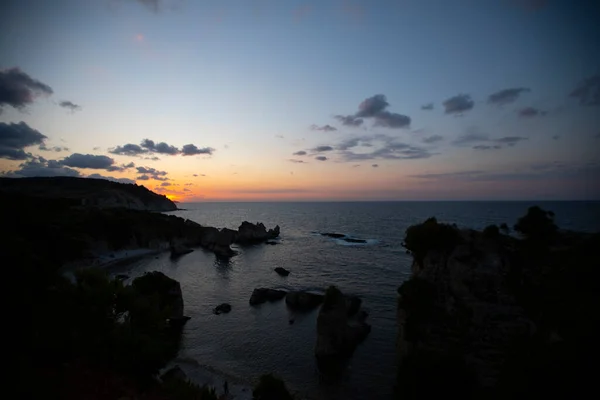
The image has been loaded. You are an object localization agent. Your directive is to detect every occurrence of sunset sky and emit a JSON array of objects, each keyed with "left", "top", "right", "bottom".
[{"left": 1, "top": 0, "right": 599, "bottom": 201}]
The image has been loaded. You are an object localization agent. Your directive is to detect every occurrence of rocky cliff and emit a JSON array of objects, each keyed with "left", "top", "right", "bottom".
[
  {"left": 396, "top": 213, "right": 600, "bottom": 399},
  {"left": 0, "top": 176, "right": 176, "bottom": 211}
]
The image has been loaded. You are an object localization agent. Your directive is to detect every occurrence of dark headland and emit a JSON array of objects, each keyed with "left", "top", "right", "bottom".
[{"left": 6, "top": 177, "right": 598, "bottom": 399}]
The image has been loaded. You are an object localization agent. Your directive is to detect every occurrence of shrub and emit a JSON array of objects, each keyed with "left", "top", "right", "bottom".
[
  {"left": 483, "top": 224, "right": 500, "bottom": 238},
  {"left": 514, "top": 206, "right": 557, "bottom": 244},
  {"left": 500, "top": 223, "right": 510, "bottom": 234},
  {"left": 253, "top": 374, "right": 294, "bottom": 400},
  {"left": 404, "top": 218, "right": 462, "bottom": 263}
]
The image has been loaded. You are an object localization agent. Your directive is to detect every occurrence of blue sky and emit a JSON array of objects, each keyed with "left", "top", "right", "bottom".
[{"left": 0, "top": 0, "right": 599, "bottom": 200}]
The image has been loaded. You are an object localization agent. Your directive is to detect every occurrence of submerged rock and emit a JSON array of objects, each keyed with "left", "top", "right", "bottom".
[
  {"left": 274, "top": 267, "right": 290, "bottom": 276},
  {"left": 321, "top": 233, "right": 346, "bottom": 238},
  {"left": 236, "top": 221, "right": 280, "bottom": 244},
  {"left": 285, "top": 291, "right": 324, "bottom": 311},
  {"left": 342, "top": 238, "right": 367, "bottom": 244},
  {"left": 315, "top": 286, "right": 371, "bottom": 377},
  {"left": 249, "top": 288, "right": 287, "bottom": 305},
  {"left": 213, "top": 303, "right": 232, "bottom": 315}
]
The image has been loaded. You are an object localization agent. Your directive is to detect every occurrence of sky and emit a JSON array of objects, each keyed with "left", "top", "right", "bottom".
[{"left": 0, "top": 0, "right": 599, "bottom": 201}]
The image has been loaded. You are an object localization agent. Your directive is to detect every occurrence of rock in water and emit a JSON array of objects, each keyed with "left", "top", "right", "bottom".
[
  {"left": 131, "top": 271, "right": 185, "bottom": 320},
  {"left": 213, "top": 303, "right": 232, "bottom": 315},
  {"left": 315, "top": 286, "right": 371, "bottom": 377},
  {"left": 321, "top": 232, "right": 346, "bottom": 238},
  {"left": 249, "top": 288, "right": 287, "bottom": 305},
  {"left": 286, "top": 291, "right": 324, "bottom": 311},
  {"left": 274, "top": 267, "right": 290, "bottom": 276},
  {"left": 170, "top": 240, "right": 193, "bottom": 258},
  {"left": 236, "top": 221, "right": 280, "bottom": 244}
]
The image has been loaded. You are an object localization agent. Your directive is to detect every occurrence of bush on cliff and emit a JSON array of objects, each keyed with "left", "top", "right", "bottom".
[
  {"left": 403, "top": 217, "right": 462, "bottom": 263},
  {"left": 514, "top": 206, "right": 557, "bottom": 244},
  {"left": 253, "top": 374, "right": 294, "bottom": 400}
]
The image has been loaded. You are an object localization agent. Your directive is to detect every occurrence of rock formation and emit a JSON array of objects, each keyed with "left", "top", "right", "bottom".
[
  {"left": 131, "top": 271, "right": 190, "bottom": 327},
  {"left": 213, "top": 303, "right": 232, "bottom": 315},
  {"left": 274, "top": 267, "right": 290, "bottom": 276},
  {"left": 285, "top": 291, "right": 324, "bottom": 311},
  {"left": 249, "top": 288, "right": 287, "bottom": 305},
  {"left": 396, "top": 214, "right": 600, "bottom": 398},
  {"left": 315, "top": 286, "right": 371, "bottom": 377},
  {"left": 236, "top": 221, "right": 280, "bottom": 244}
]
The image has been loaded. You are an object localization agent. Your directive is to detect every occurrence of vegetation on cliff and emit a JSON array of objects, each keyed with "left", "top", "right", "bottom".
[{"left": 396, "top": 206, "right": 600, "bottom": 399}]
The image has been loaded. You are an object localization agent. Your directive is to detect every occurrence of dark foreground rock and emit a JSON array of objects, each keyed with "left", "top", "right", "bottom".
[
  {"left": 169, "top": 240, "right": 194, "bottom": 258},
  {"left": 236, "top": 221, "right": 280, "bottom": 244},
  {"left": 396, "top": 213, "right": 600, "bottom": 398},
  {"left": 286, "top": 291, "right": 324, "bottom": 311},
  {"left": 132, "top": 271, "right": 185, "bottom": 319},
  {"left": 315, "top": 286, "right": 371, "bottom": 377},
  {"left": 213, "top": 303, "right": 232, "bottom": 315},
  {"left": 160, "top": 365, "right": 187, "bottom": 383},
  {"left": 249, "top": 288, "right": 287, "bottom": 305},
  {"left": 274, "top": 267, "right": 290, "bottom": 276}
]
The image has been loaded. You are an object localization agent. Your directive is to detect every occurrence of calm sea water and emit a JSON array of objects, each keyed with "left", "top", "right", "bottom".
[{"left": 113, "top": 201, "right": 600, "bottom": 399}]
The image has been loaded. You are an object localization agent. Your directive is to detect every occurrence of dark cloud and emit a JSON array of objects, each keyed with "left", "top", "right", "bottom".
[
  {"left": 495, "top": 136, "right": 528, "bottom": 146},
  {"left": 293, "top": 150, "right": 307, "bottom": 156},
  {"left": 518, "top": 107, "right": 546, "bottom": 117},
  {"left": 289, "top": 159, "right": 307, "bottom": 163},
  {"left": 0, "top": 122, "right": 48, "bottom": 160},
  {"left": 144, "top": 156, "right": 160, "bottom": 161},
  {"left": 421, "top": 103, "right": 434, "bottom": 111},
  {"left": 372, "top": 164, "right": 379, "bottom": 168},
  {"left": 340, "top": 143, "right": 434, "bottom": 161},
  {"left": 473, "top": 145, "right": 501, "bottom": 150},
  {"left": 181, "top": 144, "right": 214, "bottom": 156},
  {"left": 109, "top": 143, "right": 148, "bottom": 156},
  {"left": 0, "top": 68, "right": 53, "bottom": 112},
  {"left": 39, "top": 144, "right": 69, "bottom": 152},
  {"left": 136, "top": 166, "right": 168, "bottom": 180},
  {"left": 60, "top": 153, "right": 116, "bottom": 170},
  {"left": 487, "top": 88, "right": 530, "bottom": 105},
  {"left": 312, "top": 145, "right": 334, "bottom": 152},
  {"left": 311, "top": 124, "right": 337, "bottom": 132},
  {"left": 452, "top": 130, "right": 489, "bottom": 146},
  {"left": 160, "top": 182, "right": 171, "bottom": 187},
  {"left": 570, "top": 74, "right": 600, "bottom": 106},
  {"left": 315, "top": 156, "right": 328, "bottom": 161},
  {"left": 183, "top": 188, "right": 191, "bottom": 192},
  {"left": 193, "top": 174, "right": 198, "bottom": 177},
  {"left": 87, "top": 174, "right": 135, "bottom": 184},
  {"left": 334, "top": 114, "right": 364, "bottom": 127},
  {"left": 336, "top": 137, "right": 361, "bottom": 150},
  {"left": 443, "top": 94, "right": 474, "bottom": 114},
  {"left": 356, "top": 94, "right": 389, "bottom": 118},
  {"left": 59, "top": 100, "right": 82, "bottom": 112},
  {"left": 141, "top": 139, "right": 180, "bottom": 155},
  {"left": 1, "top": 157, "right": 80, "bottom": 178},
  {"left": 337, "top": 94, "right": 411, "bottom": 129},
  {"left": 372, "top": 111, "right": 411, "bottom": 128},
  {"left": 93, "top": 146, "right": 101, "bottom": 151},
  {"left": 137, "top": 175, "right": 150, "bottom": 180},
  {"left": 422, "top": 135, "right": 443, "bottom": 144}
]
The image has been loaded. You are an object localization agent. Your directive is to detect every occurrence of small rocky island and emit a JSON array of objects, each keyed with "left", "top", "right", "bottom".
[{"left": 396, "top": 207, "right": 599, "bottom": 398}]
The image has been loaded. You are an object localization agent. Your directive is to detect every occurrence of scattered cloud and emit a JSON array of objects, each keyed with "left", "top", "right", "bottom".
[
  {"left": 334, "top": 114, "right": 364, "bottom": 127},
  {"left": 315, "top": 156, "right": 328, "bottom": 161},
  {"left": 352, "top": 164, "right": 361, "bottom": 168},
  {"left": 488, "top": 88, "right": 530, "bottom": 105},
  {"left": 109, "top": 143, "right": 147, "bottom": 156},
  {"left": 140, "top": 138, "right": 179, "bottom": 155},
  {"left": 443, "top": 94, "right": 474, "bottom": 114},
  {"left": 0, "top": 68, "right": 53, "bottom": 112},
  {"left": 183, "top": 188, "right": 191, "bottom": 192},
  {"left": 311, "top": 124, "right": 337, "bottom": 132},
  {"left": 569, "top": 74, "right": 600, "bottom": 106},
  {"left": 421, "top": 103, "right": 434, "bottom": 111},
  {"left": 518, "top": 106, "right": 546, "bottom": 117},
  {"left": 160, "top": 182, "right": 171, "bottom": 187},
  {"left": 0, "top": 121, "right": 48, "bottom": 160},
  {"left": 289, "top": 159, "right": 307, "bottom": 164},
  {"left": 452, "top": 129, "right": 489, "bottom": 146},
  {"left": 193, "top": 174, "right": 198, "bottom": 177},
  {"left": 59, "top": 100, "right": 82, "bottom": 112},
  {"left": 372, "top": 164, "right": 379, "bottom": 168},
  {"left": 552, "top": 135, "right": 560, "bottom": 140},
  {"left": 181, "top": 144, "right": 214, "bottom": 156},
  {"left": 275, "top": 135, "right": 284, "bottom": 139},
  {"left": 136, "top": 166, "right": 168, "bottom": 180},
  {"left": 293, "top": 150, "right": 307, "bottom": 156},
  {"left": 184, "top": 183, "right": 193, "bottom": 186},
  {"left": 336, "top": 94, "right": 411, "bottom": 129},
  {"left": 473, "top": 145, "right": 501, "bottom": 150},
  {"left": 60, "top": 153, "right": 124, "bottom": 171},
  {"left": 93, "top": 146, "right": 101, "bottom": 151},
  {"left": 144, "top": 156, "right": 160, "bottom": 161},
  {"left": 1, "top": 157, "right": 80, "bottom": 178},
  {"left": 137, "top": 175, "right": 150, "bottom": 180},
  {"left": 39, "top": 144, "right": 69, "bottom": 152},
  {"left": 422, "top": 135, "right": 444, "bottom": 144},
  {"left": 311, "top": 145, "right": 334, "bottom": 152},
  {"left": 495, "top": 136, "right": 528, "bottom": 146}
]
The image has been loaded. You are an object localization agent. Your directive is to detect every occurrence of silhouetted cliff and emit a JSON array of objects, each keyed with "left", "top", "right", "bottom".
[{"left": 0, "top": 176, "right": 176, "bottom": 211}]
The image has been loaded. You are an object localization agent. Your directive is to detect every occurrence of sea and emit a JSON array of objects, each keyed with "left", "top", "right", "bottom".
[{"left": 110, "top": 201, "right": 600, "bottom": 399}]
